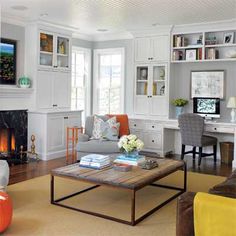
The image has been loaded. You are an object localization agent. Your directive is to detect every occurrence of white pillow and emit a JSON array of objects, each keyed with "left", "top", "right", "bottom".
[{"left": 92, "top": 116, "right": 117, "bottom": 139}]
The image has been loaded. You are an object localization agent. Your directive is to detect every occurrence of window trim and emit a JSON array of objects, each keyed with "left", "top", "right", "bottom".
[
  {"left": 93, "top": 47, "right": 125, "bottom": 115},
  {"left": 71, "top": 46, "right": 92, "bottom": 117}
]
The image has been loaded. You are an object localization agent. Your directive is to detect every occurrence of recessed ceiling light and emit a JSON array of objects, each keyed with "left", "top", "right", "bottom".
[
  {"left": 152, "top": 23, "right": 159, "bottom": 26},
  {"left": 11, "top": 5, "right": 28, "bottom": 11},
  {"left": 97, "top": 29, "right": 108, "bottom": 32},
  {"left": 40, "top": 13, "right": 48, "bottom": 17}
]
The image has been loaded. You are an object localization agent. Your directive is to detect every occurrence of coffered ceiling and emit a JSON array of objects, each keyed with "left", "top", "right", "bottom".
[{"left": 1, "top": 0, "right": 236, "bottom": 36}]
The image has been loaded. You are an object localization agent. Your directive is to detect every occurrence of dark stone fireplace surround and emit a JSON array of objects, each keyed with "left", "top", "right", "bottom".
[{"left": 0, "top": 110, "right": 27, "bottom": 155}]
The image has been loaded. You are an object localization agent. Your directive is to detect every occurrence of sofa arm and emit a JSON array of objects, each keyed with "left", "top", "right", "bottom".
[
  {"left": 176, "top": 192, "right": 196, "bottom": 236},
  {"left": 78, "top": 133, "right": 89, "bottom": 142}
]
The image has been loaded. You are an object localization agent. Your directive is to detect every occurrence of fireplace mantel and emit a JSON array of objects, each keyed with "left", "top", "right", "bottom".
[{"left": 0, "top": 87, "right": 34, "bottom": 98}]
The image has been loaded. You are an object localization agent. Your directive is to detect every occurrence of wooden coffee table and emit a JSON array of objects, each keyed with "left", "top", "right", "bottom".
[{"left": 51, "top": 158, "right": 186, "bottom": 226}]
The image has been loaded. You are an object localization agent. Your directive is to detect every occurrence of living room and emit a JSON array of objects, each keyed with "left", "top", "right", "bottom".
[{"left": 0, "top": 0, "right": 236, "bottom": 235}]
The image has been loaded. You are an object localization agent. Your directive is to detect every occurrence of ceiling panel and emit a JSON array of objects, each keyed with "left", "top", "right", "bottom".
[{"left": 1, "top": 0, "right": 236, "bottom": 35}]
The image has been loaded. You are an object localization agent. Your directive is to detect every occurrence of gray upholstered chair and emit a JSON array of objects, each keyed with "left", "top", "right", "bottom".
[
  {"left": 178, "top": 113, "right": 217, "bottom": 166},
  {"left": 76, "top": 115, "right": 120, "bottom": 160}
]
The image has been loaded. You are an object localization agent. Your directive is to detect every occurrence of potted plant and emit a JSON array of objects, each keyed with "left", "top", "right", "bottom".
[{"left": 171, "top": 98, "right": 188, "bottom": 118}]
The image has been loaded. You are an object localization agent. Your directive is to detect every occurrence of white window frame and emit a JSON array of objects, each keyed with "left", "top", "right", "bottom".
[
  {"left": 93, "top": 48, "right": 125, "bottom": 114},
  {"left": 71, "top": 46, "right": 92, "bottom": 117}
]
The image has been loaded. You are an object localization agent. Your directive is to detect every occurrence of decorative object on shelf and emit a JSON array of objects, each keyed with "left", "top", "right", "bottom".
[
  {"left": 197, "top": 35, "right": 203, "bottom": 45},
  {"left": 223, "top": 32, "right": 234, "bottom": 44},
  {"left": 59, "top": 41, "right": 65, "bottom": 54},
  {"left": 40, "top": 33, "right": 53, "bottom": 52},
  {"left": 152, "top": 83, "right": 157, "bottom": 95},
  {"left": 191, "top": 71, "right": 224, "bottom": 99},
  {"left": 159, "top": 68, "right": 165, "bottom": 80},
  {"left": 185, "top": 49, "right": 197, "bottom": 61},
  {"left": 205, "top": 36, "right": 217, "bottom": 45},
  {"left": 118, "top": 134, "right": 144, "bottom": 157},
  {"left": 227, "top": 97, "right": 236, "bottom": 123},
  {"left": 140, "top": 68, "right": 147, "bottom": 80},
  {"left": 0, "top": 38, "right": 17, "bottom": 85},
  {"left": 225, "top": 50, "right": 236, "bottom": 58},
  {"left": 18, "top": 76, "right": 31, "bottom": 88},
  {"left": 0, "top": 192, "right": 13, "bottom": 233},
  {"left": 159, "top": 85, "right": 165, "bottom": 96},
  {"left": 206, "top": 48, "right": 218, "bottom": 60},
  {"left": 172, "top": 98, "right": 188, "bottom": 118}
]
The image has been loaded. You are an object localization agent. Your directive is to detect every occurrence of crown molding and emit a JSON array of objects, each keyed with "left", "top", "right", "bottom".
[
  {"left": 72, "top": 32, "right": 93, "bottom": 41},
  {"left": 1, "top": 13, "right": 27, "bottom": 27},
  {"left": 91, "top": 31, "right": 133, "bottom": 42},
  {"left": 172, "top": 18, "right": 236, "bottom": 34}
]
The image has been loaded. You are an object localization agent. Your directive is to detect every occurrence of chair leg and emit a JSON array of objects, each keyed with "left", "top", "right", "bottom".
[
  {"left": 213, "top": 144, "right": 217, "bottom": 163},
  {"left": 192, "top": 147, "right": 196, "bottom": 160},
  {"left": 198, "top": 147, "right": 203, "bottom": 166},
  {"left": 181, "top": 144, "right": 185, "bottom": 160}
]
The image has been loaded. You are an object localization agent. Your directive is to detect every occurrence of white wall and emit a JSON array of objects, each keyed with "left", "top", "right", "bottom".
[{"left": 0, "top": 22, "right": 33, "bottom": 110}]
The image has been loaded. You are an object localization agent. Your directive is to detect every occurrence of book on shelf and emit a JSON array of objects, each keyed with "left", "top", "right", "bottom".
[
  {"left": 173, "top": 35, "right": 188, "bottom": 47},
  {"left": 206, "top": 48, "right": 219, "bottom": 60}
]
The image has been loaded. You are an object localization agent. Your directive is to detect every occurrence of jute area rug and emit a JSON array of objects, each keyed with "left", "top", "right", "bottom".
[{"left": 4, "top": 171, "right": 225, "bottom": 236}]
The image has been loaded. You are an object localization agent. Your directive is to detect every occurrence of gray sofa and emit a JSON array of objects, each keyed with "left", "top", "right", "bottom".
[{"left": 76, "top": 115, "right": 120, "bottom": 160}]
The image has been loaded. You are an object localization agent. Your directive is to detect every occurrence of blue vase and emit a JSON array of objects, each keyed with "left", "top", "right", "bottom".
[
  {"left": 175, "top": 106, "right": 183, "bottom": 118},
  {"left": 124, "top": 150, "right": 139, "bottom": 158}
]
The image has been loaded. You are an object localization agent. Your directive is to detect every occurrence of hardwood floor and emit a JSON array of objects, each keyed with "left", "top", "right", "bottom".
[{"left": 9, "top": 155, "right": 233, "bottom": 185}]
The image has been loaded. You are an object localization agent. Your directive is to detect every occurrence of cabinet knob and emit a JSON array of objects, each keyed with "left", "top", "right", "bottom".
[
  {"left": 52, "top": 104, "right": 58, "bottom": 107},
  {"left": 214, "top": 128, "right": 217, "bottom": 130},
  {"left": 64, "top": 117, "right": 69, "bottom": 119},
  {"left": 134, "top": 124, "right": 137, "bottom": 127},
  {"left": 152, "top": 125, "right": 155, "bottom": 128},
  {"left": 152, "top": 140, "right": 154, "bottom": 143}
]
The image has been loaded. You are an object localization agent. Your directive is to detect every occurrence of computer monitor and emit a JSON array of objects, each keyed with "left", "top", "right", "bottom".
[{"left": 193, "top": 97, "right": 220, "bottom": 119}]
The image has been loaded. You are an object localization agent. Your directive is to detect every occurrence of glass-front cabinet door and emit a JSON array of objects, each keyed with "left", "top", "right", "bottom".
[
  {"left": 39, "top": 32, "right": 54, "bottom": 67},
  {"left": 135, "top": 66, "right": 148, "bottom": 96},
  {"left": 56, "top": 36, "right": 70, "bottom": 69},
  {"left": 152, "top": 64, "right": 167, "bottom": 96}
]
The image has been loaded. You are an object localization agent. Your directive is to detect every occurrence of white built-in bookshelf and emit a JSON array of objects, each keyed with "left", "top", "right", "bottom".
[{"left": 171, "top": 29, "right": 236, "bottom": 63}]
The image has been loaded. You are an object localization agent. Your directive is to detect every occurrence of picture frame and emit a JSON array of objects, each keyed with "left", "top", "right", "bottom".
[
  {"left": 223, "top": 32, "right": 234, "bottom": 44},
  {"left": 185, "top": 49, "right": 197, "bottom": 61},
  {"left": 191, "top": 70, "right": 225, "bottom": 99},
  {"left": 0, "top": 38, "right": 17, "bottom": 85}
]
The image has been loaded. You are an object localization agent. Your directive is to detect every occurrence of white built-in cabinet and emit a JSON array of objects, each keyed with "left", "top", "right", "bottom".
[
  {"left": 133, "top": 35, "right": 170, "bottom": 119},
  {"left": 134, "top": 36, "right": 169, "bottom": 62},
  {"left": 28, "top": 110, "right": 82, "bottom": 160},
  {"left": 37, "top": 70, "right": 70, "bottom": 109},
  {"left": 134, "top": 63, "right": 168, "bottom": 117}
]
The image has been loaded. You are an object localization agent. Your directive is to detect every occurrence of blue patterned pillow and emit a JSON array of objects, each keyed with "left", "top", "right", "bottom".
[{"left": 101, "top": 122, "right": 120, "bottom": 141}]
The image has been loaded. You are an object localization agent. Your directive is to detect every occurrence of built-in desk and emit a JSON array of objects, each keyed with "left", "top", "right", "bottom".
[{"left": 129, "top": 118, "right": 236, "bottom": 168}]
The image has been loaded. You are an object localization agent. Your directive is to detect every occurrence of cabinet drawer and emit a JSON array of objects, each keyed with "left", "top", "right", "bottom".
[
  {"left": 145, "top": 122, "right": 162, "bottom": 131},
  {"left": 144, "top": 132, "right": 162, "bottom": 150},
  {"left": 129, "top": 120, "right": 145, "bottom": 129},
  {"left": 205, "top": 126, "right": 235, "bottom": 134}
]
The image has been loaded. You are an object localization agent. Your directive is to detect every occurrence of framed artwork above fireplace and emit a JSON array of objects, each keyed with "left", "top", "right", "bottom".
[{"left": 0, "top": 38, "right": 17, "bottom": 85}]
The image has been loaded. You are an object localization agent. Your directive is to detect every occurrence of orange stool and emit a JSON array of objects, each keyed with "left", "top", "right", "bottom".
[{"left": 66, "top": 127, "right": 83, "bottom": 163}]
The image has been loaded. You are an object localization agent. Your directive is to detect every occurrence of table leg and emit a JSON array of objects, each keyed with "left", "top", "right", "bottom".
[
  {"left": 131, "top": 190, "right": 136, "bottom": 225},
  {"left": 51, "top": 175, "right": 54, "bottom": 204},
  {"left": 66, "top": 128, "right": 69, "bottom": 163}
]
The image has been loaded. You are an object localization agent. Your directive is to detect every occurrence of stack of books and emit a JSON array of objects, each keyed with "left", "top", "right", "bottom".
[
  {"left": 114, "top": 155, "right": 146, "bottom": 166},
  {"left": 80, "top": 154, "right": 111, "bottom": 169}
]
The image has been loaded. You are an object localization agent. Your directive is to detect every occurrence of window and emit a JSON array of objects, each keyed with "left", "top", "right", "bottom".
[
  {"left": 71, "top": 47, "right": 91, "bottom": 124},
  {"left": 93, "top": 48, "right": 125, "bottom": 115}
]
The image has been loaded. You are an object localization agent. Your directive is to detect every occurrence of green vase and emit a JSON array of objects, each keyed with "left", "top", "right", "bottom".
[{"left": 18, "top": 76, "right": 31, "bottom": 88}]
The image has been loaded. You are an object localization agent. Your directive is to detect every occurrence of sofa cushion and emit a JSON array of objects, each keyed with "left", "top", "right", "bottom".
[
  {"left": 107, "top": 114, "right": 130, "bottom": 137},
  {"left": 209, "top": 176, "right": 236, "bottom": 198},
  {"left": 77, "top": 140, "right": 120, "bottom": 153}
]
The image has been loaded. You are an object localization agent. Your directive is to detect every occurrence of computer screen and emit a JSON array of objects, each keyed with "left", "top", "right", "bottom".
[{"left": 193, "top": 97, "right": 220, "bottom": 118}]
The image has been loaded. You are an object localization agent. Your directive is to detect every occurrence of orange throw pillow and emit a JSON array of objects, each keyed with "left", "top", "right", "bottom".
[{"left": 107, "top": 114, "right": 130, "bottom": 137}]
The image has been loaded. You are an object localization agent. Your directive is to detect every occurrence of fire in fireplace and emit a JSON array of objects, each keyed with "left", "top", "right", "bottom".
[{"left": 0, "top": 128, "right": 16, "bottom": 156}]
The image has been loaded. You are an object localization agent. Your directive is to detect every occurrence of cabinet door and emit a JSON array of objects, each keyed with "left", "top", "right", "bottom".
[
  {"left": 53, "top": 72, "right": 70, "bottom": 108},
  {"left": 134, "top": 38, "right": 150, "bottom": 62},
  {"left": 151, "top": 36, "right": 169, "bottom": 61},
  {"left": 47, "top": 115, "right": 65, "bottom": 152},
  {"left": 37, "top": 70, "right": 53, "bottom": 109},
  {"left": 134, "top": 96, "right": 149, "bottom": 115},
  {"left": 56, "top": 35, "right": 70, "bottom": 71},
  {"left": 150, "top": 96, "right": 168, "bottom": 117}
]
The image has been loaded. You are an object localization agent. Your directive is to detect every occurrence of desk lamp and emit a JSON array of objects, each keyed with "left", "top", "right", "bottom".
[{"left": 227, "top": 97, "right": 236, "bottom": 122}]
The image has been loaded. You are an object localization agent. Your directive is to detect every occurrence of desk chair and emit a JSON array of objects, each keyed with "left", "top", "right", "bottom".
[{"left": 178, "top": 113, "right": 217, "bottom": 166}]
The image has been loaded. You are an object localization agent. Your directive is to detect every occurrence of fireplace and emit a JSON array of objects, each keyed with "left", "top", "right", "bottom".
[{"left": 0, "top": 110, "right": 27, "bottom": 163}]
